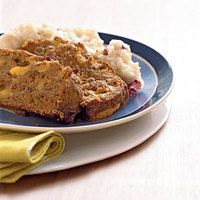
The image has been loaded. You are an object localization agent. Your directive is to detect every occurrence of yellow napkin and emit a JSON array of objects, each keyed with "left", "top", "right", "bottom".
[{"left": 0, "top": 130, "right": 65, "bottom": 183}]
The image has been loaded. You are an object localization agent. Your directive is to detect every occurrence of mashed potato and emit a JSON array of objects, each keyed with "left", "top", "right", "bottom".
[
  {"left": 0, "top": 23, "right": 143, "bottom": 86},
  {"left": 97, "top": 40, "right": 143, "bottom": 85}
]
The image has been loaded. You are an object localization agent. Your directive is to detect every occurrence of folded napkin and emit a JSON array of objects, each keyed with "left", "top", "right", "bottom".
[{"left": 0, "top": 130, "right": 65, "bottom": 183}]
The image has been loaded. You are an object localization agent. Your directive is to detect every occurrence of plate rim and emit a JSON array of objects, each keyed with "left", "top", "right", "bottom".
[
  {"left": 29, "top": 101, "right": 171, "bottom": 175},
  {"left": 0, "top": 33, "right": 174, "bottom": 133}
]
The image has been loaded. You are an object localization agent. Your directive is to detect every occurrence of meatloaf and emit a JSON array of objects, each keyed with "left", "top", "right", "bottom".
[
  {"left": 0, "top": 49, "right": 83, "bottom": 123},
  {"left": 21, "top": 37, "right": 129, "bottom": 121}
]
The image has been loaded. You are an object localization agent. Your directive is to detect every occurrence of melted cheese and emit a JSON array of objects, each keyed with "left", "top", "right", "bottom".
[
  {"left": 0, "top": 89, "right": 12, "bottom": 97},
  {"left": 95, "top": 103, "right": 120, "bottom": 119},
  {"left": 10, "top": 66, "right": 31, "bottom": 76},
  {"left": 37, "top": 62, "right": 50, "bottom": 72}
]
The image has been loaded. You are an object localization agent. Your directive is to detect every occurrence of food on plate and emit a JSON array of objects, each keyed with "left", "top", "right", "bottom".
[
  {"left": 21, "top": 37, "right": 129, "bottom": 121},
  {"left": 0, "top": 23, "right": 143, "bottom": 86},
  {"left": 0, "top": 23, "right": 144, "bottom": 123},
  {"left": 0, "top": 49, "right": 83, "bottom": 123}
]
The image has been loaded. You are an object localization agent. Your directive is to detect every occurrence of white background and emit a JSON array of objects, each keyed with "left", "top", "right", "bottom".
[{"left": 0, "top": 0, "right": 200, "bottom": 199}]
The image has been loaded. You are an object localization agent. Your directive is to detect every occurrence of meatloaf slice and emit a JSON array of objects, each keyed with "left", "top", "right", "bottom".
[
  {"left": 21, "top": 37, "right": 129, "bottom": 121},
  {"left": 0, "top": 49, "right": 83, "bottom": 123}
]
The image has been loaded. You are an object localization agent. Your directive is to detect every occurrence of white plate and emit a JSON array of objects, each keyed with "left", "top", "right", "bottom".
[{"left": 29, "top": 101, "right": 171, "bottom": 175}]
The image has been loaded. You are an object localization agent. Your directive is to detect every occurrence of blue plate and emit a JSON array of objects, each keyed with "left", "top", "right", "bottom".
[{"left": 0, "top": 33, "right": 174, "bottom": 133}]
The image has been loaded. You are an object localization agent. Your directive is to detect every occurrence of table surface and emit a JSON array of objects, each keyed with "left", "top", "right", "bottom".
[{"left": 0, "top": 0, "right": 200, "bottom": 199}]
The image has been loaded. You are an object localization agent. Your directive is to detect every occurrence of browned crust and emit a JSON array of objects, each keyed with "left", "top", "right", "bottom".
[{"left": 81, "top": 82, "right": 128, "bottom": 121}]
